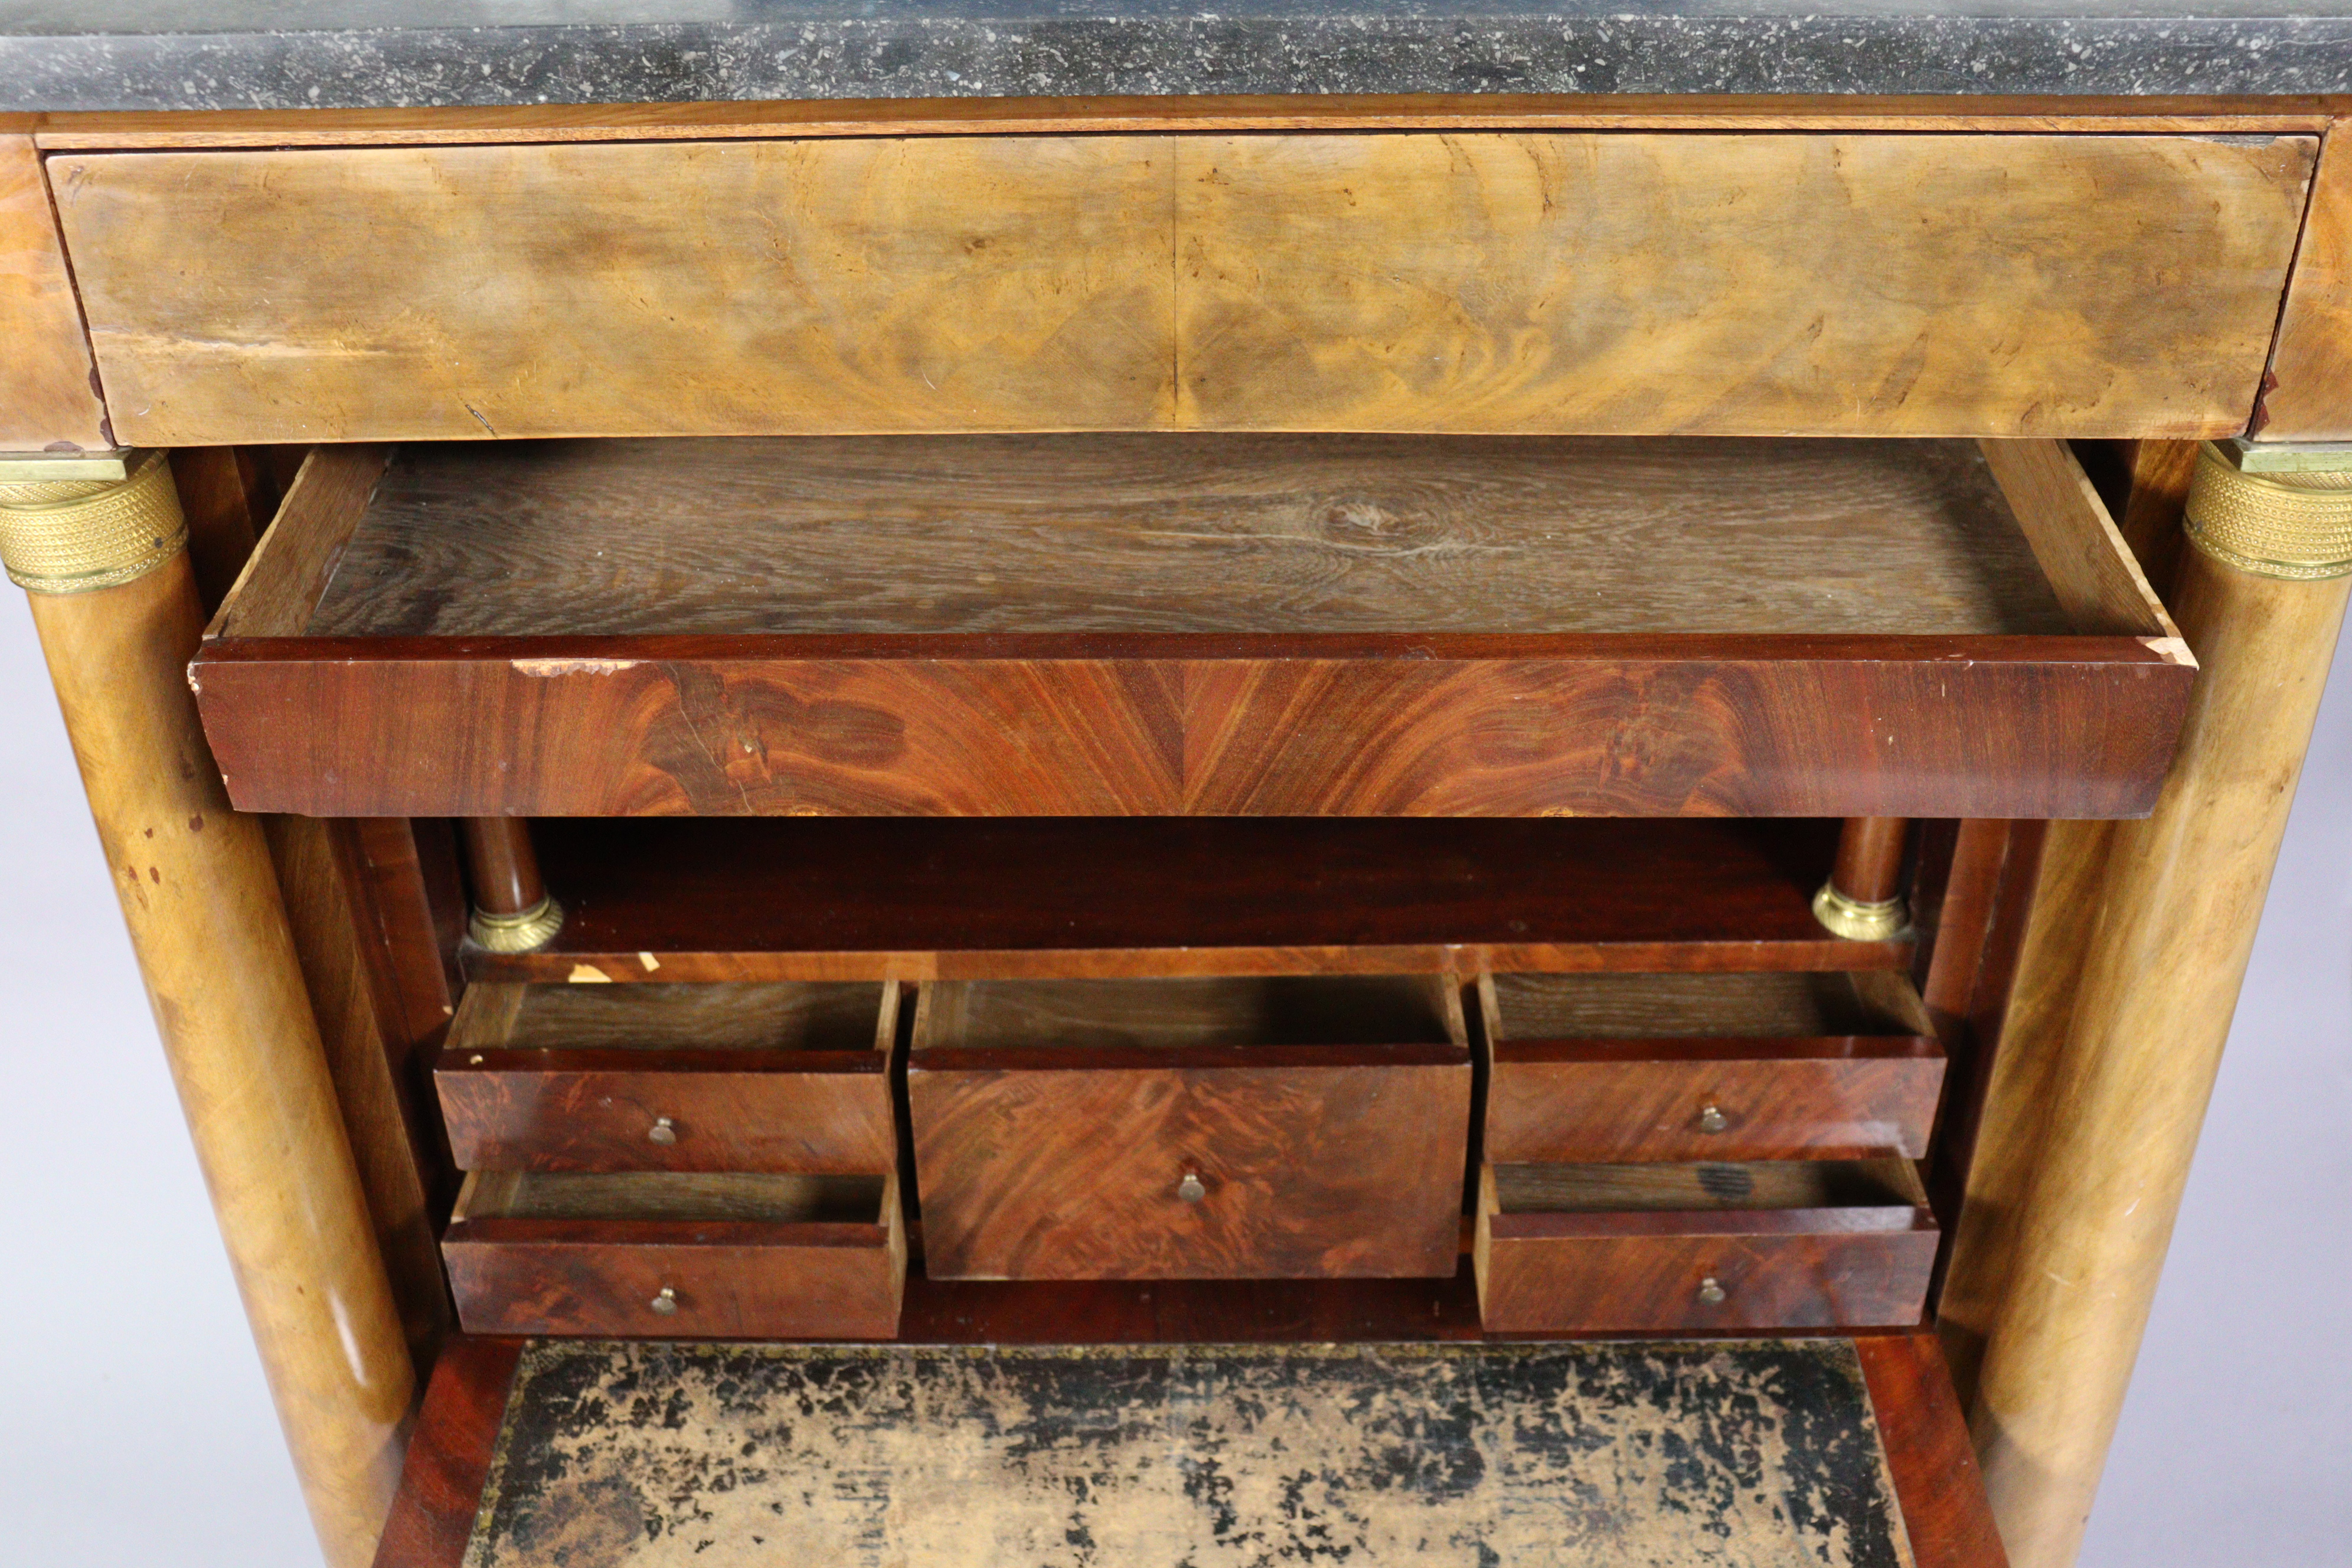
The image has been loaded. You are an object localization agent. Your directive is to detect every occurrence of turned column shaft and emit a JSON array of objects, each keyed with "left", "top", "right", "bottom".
[
  {"left": 1814, "top": 817, "right": 1910, "bottom": 939},
  {"left": 1966, "top": 443, "right": 2352, "bottom": 1568},
  {"left": 460, "top": 815, "right": 545, "bottom": 914},
  {"left": 2, "top": 451, "right": 413, "bottom": 1568}
]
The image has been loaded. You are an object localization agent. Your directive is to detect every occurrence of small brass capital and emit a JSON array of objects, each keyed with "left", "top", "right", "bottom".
[
  {"left": 0, "top": 449, "right": 187, "bottom": 594},
  {"left": 2184, "top": 442, "right": 2352, "bottom": 582},
  {"left": 469, "top": 896, "right": 566, "bottom": 954},
  {"left": 1812, "top": 883, "right": 1909, "bottom": 942}
]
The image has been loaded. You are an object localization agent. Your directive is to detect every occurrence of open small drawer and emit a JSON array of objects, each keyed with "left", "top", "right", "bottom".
[
  {"left": 907, "top": 974, "right": 1471, "bottom": 1280},
  {"left": 442, "top": 1170, "right": 905, "bottom": 1338},
  {"left": 435, "top": 981, "right": 897, "bottom": 1174},
  {"left": 1480, "top": 971, "right": 1945, "bottom": 1163},
  {"left": 191, "top": 435, "right": 2191, "bottom": 818},
  {"left": 1475, "top": 1159, "right": 1936, "bottom": 1333}
]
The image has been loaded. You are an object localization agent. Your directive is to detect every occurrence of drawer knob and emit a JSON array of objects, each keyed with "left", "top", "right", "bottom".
[
  {"left": 647, "top": 1116, "right": 678, "bottom": 1146},
  {"left": 1697, "top": 1276, "right": 1728, "bottom": 1306},
  {"left": 649, "top": 1286, "right": 679, "bottom": 1315},
  {"left": 1177, "top": 1172, "right": 1207, "bottom": 1203},
  {"left": 1697, "top": 1104, "right": 1729, "bottom": 1134}
]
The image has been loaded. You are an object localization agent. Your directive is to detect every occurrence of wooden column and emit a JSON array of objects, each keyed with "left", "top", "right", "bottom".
[
  {"left": 1965, "top": 442, "right": 2352, "bottom": 1568},
  {"left": 456, "top": 815, "right": 563, "bottom": 952},
  {"left": 1814, "top": 817, "right": 1910, "bottom": 939},
  {"left": 1, "top": 450, "right": 414, "bottom": 1568}
]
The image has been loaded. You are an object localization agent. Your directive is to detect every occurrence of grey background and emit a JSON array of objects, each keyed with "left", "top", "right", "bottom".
[{"left": 0, "top": 584, "right": 2344, "bottom": 1565}]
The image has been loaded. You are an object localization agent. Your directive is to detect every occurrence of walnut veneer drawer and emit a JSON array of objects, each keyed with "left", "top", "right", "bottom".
[
  {"left": 1475, "top": 1159, "right": 1936, "bottom": 1334},
  {"left": 442, "top": 1170, "right": 904, "bottom": 1338},
  {"left": 435, "top": 982, "right": 897, "bottom": 1174},
  {"left": 1480, "top": 971, "right": 1945, "bottom": 1163},
  {"left": 191, "top": 435, "right": 2193, "bottom": 820},
  {"left": 48, "top": 133, "right": 2311, "bottom": 444},
  {"left": 907, "top": 975, "right": 1471, "bottom": 1280}
]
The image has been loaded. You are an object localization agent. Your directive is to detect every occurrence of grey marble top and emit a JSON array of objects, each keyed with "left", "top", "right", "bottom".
[{"left": 4, "top": 1, "right": 2352, "bottom": 112}]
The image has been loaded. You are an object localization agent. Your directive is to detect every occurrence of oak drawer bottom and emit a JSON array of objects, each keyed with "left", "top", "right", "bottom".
[
  {"left": 443, "top": 1170, "right": 905, "bottom": 1338},
  {"left": 1475, "top": 1159, "right": 1936, "bottom": 1333}
]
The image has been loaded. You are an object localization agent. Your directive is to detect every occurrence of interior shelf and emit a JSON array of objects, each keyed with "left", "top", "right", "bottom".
[{"left": 466, "top": 816, "right": 1910, "bottom": 981}]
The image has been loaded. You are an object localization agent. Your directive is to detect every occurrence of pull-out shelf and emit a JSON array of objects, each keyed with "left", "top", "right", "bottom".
[{"left": 195, "top": 433, "right": 2190, "bottom": 818}]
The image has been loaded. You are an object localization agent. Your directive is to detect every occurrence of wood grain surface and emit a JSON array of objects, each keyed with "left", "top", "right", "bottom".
[
  {"left": 2255, "top": 127, "right": 2352, "bottom": 440},
  {"left": 1484, "top": 1038, "right": 1946, "bottom": 1164},
  {"left": 1977, "top": 440, "right": 2177, "bottom": 638},
  {"left": 208, "top": 445, "right": 390, "bottom": 638},
  {"left": 475, "top": 817, "right": 1909, "bottom": 984},
  {"left": 1855, "top": 1334, "right": 2014, "bottom": 1568},
  {"left": 911, "top": 975, "right": 1469, "bottom": 1280},
  {"left": 368, "top": 1336, "right": 523, "bottom": 1568},
  {"left": 0, "top": 134, "right": 109, "bottom": 450},
  {"left": 450, "top": 979, "right": 893, "bottom": 1053},
  {"left": 442, "top": 1171, "right": 904, "bottom": 1338},
  {"left": 50, "top": 132, "right": 2309, "bottom": 443},
  {"left": 436, "top": 981, "right": 897, "bottom": 1174},
  {"left": 1175, "top": 133, "right": 2311, "bottom": 437},
  {"left": 306, "top": 435, "right": 2070, "bottom": 638},
  {"left": 1485, "top": 970, "right": 1929, "bottom": 1038},
  {"left": 1476, "top": 1161, "right": 1936, "bottom": 1332},
  {"left": 264, "top": 813, "right": 453, "bottom": 1363},
  {"left": 50, "top": 137, "right": 1177, "bottom": 446},
  {"left": 189, "top": 630, "right": 2193, "bottom": 819}
]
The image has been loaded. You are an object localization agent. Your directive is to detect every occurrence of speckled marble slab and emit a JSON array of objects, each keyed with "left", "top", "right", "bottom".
[
  {"left": 463, "top": 1340, "right": 1915, "bottom": 1567},
  {"left": 4, "top": 0, "right": 2352, "bottom": 111}
]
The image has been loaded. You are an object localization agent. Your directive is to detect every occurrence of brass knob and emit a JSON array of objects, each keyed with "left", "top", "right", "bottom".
[
  {"left": 1697, "top": 1276, "right": 1727, "bottom": 1306},
  {"left": 649, "top": 1286, "right": 678, "bottom": 1315},
  {"left": 1697, "top": 1104, "right": 1729, "bottom": 1134},
  {"left": 1177, "top": 1173, "right": 1207, "bottom": 1203},
  {"left": 648, "top": 1116, "right": 678, "bottom": 1146}
]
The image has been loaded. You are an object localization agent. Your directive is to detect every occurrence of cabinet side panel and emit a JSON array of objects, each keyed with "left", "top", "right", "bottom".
[{"left": 0, "top": 136, "right": 109, "bottom": 450}]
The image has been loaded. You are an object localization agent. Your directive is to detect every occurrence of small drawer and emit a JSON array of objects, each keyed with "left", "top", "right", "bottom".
[
  {"left": 435, "top": 981, "right": 897, "bottom": 1174},
  {"left": 443, "top": 1170, "right": 904, "bottom": 1338},
  {"left": 1479, "top": 971, "right": 1945, "bottom": 1163},
  {"left": 1475, "top": 1159, "right": 1936, "bottom": 1334},
  {"left": 908, "top": 975, "right": 1471, "bottom": 1280}
]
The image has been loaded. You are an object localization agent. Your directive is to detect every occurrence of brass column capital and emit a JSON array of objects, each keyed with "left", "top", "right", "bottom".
[
  {"left": 2184, "top": 441, "right": 2352, "bottom": 582},
  {"left": 0, "top": 449, "right": 186, "bottom": 594}
]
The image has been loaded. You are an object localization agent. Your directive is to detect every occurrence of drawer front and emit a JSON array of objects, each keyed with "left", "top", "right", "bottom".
[
  {"left": 909, "top": 1055, "right": 1470, "bottom": 1280},
  {"left": 436, "top": 1054, "right": 895, "bottom": 1174},
  {"left": 443, "top": 1219, "right": 904, "bottom": 1338},
  {"left": 53, "top": 132, "right": 2310, "bottom": 445},
  {"left": 1477, "top": 1213, "right": 1938, "bottom": 1334},
  {"left": 1487, "top": 1048, "right": 1946, "bottom": 1164}
]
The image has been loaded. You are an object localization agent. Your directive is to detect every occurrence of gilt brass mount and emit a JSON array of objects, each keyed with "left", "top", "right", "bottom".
[{"left": 0, "top": 449, "right": 185, "bottom": 594}]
